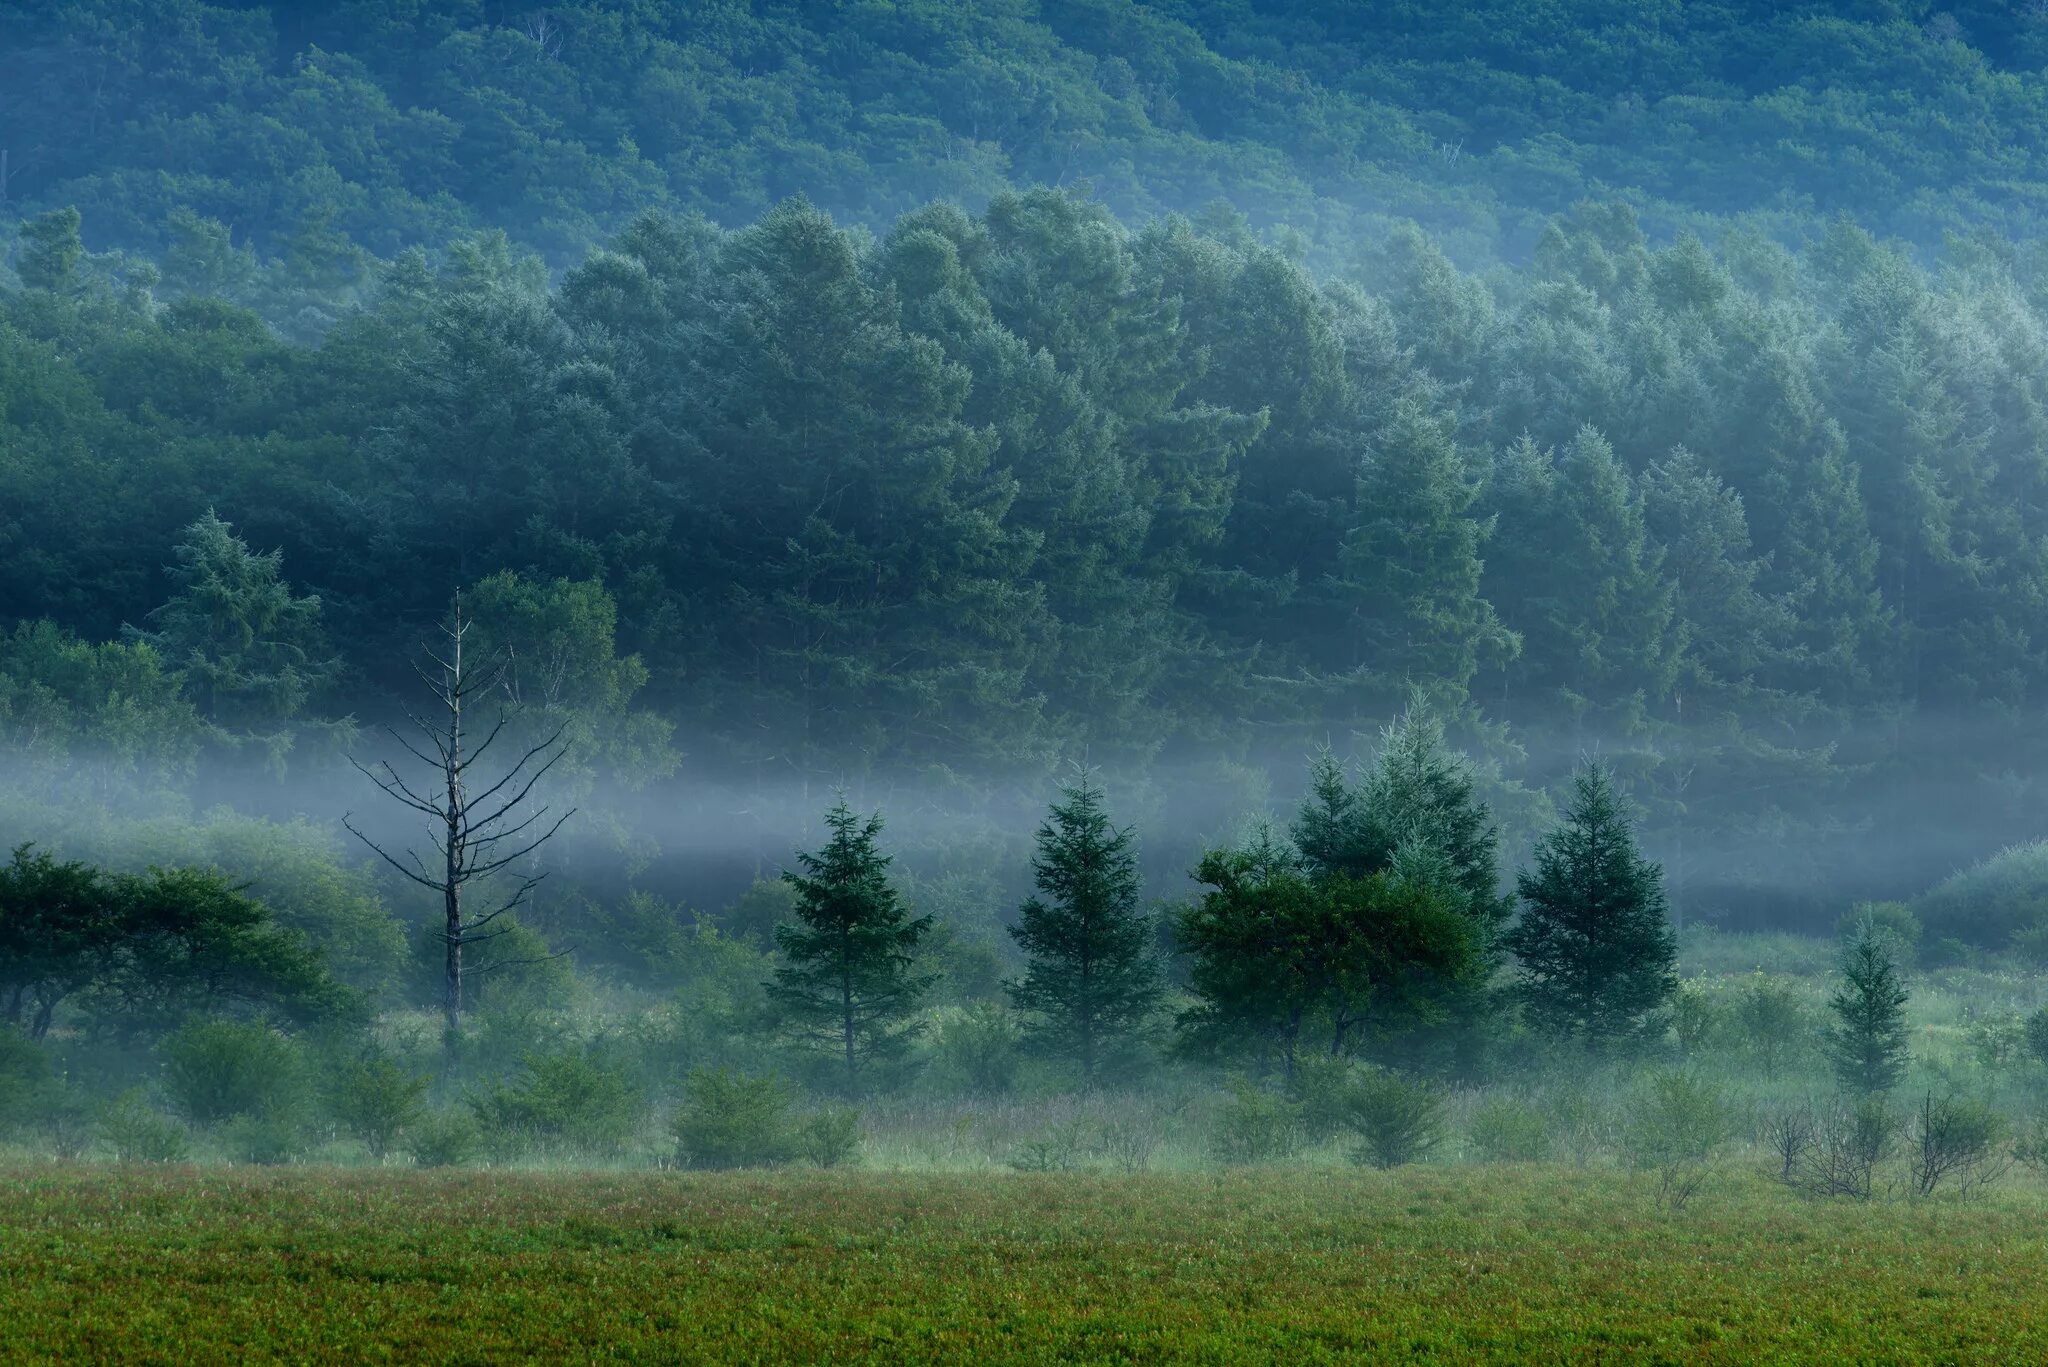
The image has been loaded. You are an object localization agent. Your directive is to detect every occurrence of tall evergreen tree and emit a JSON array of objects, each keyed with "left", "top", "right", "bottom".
[
  {"left": 135, "top": 510, "right": 339, "bottom": 769},
  {"left": 1505, "top": 766, "right": 1677, "bottom": 1046},
  {"left": 1007, "top": 776, "right": 1160, "bottom": 1085},
  {"left": 1826, "top": 921, "right": 1910, "bottom": 1094},
  {"left": 770, "top": 800, "right": 935, "bottom": 1096}
]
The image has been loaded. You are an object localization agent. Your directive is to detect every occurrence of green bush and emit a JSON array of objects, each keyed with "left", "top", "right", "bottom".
[
  {"left": 1467, "top": 1098, "right": 1552, "bottom": 1163},
  {"left": 469, "top": 1046, "right": 644, "bottom": 1156},
  {"left": 1286, "top": 1055, "right": 1360, "bottom": 1143},
  {"left": 1911, "top": 844, "right": 2048, "bottom": 950},
  {"left": 1837, "top": 903, "right": 1921, "bottom": 967},
  {"left": 1208, "top": 1080, "right": 1302, "bottom": 1166},
  {"left": 410, "top": 1107, "right": 480, "bottom": 1168},
  {"left": 925, "top": 1004, "right": 1020, "bottom": 1099},
  {"left": 100, "top": 1090, "right": 190, "bottom": 1163},
  {"left": 219, "top": 1113, "right": 300, "bottom": 1166},
  {"left": 1731, "top": 975, "right": 1814, "bottom": 1078},
  {"left": 672, "top": 1069, "right": 795, "bottom": 1169},
  {"left": 1622, "top": 1070, "right": 1731, "bottom": 1210},
  {"left": 328, "top": 1051, "right": 430, "bottom": 1160},
  {"left": 0, "top": 1028, "right": 52, "bottom": 1134},
  {"left": 1345, "top": 1070, "right": 1444, "bottom": 1170},
  {"left": 797, "top": 1107, "right": 862, "bottom": 1168},
  {"left": 160, "top": 1018, "right": 303, "bottom": 1127},
  {"left": 2026, "top": 1006, "right": 2048, "bottom": 1068}
]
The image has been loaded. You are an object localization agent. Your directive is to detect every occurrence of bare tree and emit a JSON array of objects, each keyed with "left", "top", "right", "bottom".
[{"left": 343, "top": 595, "right": 574, "bottom": 1034}]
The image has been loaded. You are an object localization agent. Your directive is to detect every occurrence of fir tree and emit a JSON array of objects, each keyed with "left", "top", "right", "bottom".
[
  {"left": 1826, "top": 922, "right": 1910, "bottom": 1094},
  {"left": 1506, "top": 766, "right": 1677, "bottom": 1046},
  {"left": 769, "top": 800, "right": 935, "bottom": 1096},
  {"left": 1007, "top": 775, "right": 1161, "bottom": 1085}
]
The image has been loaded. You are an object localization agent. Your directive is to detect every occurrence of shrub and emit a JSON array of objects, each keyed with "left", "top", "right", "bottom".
[
  {"left": 0, "top": 1028, "right": 52, "bottom": 1134},
  {"left": 2025, "top": 1006, "right": 2048, "bottom": 1068},
  {"left": 1007, "top": 1120, "right": 1087, "bottom": 1173},
  {"left": 1097, "top": 1113, "right": 1163, "bottom": 1173},
  {"left": 1911, "top": 843, "right": 2048, "bottom": 950},
  {"left": 220, "top": 1113, "right": 300, "bottom": 1166},
  {"left": 796, "top": 1107, "right": 862, "bottom": 1168},
  {"left": 410, "top": 1107, "right": 480, "bottom": 1167},
  {"left": 1345, "top": 1070, "right": 1444, "bottom": 1169},
  {"left": 1965, "top": 1012, "right": 2030, "bottom": 1070},
  {"left": 1762, "top": 1105, "right": 1816, "bottom": 1181},
  {"left": 1622, "top": 1070, "right": 1730, "bottom": 1210},
  {"left": 925, "top": 1004, "right": 1020, "bottom": 1099},
  {"left": 1787, "top": 1096, "right": 1894, "bottom": 1200},
  {"left": 1669, "top": 981, "right": 1726, "bottom": 1060},
  {"left": 1837, "top": 902, "right": 1921, "bottom": 967},
  {"left": 672, "top": 1068, "right": 795, "bottom": 1169},
  {"left": 470, "top": 1045, "right": 644, "bottom": 1155},
  {"left": 160, "top": 1018, "right": 302, "bottom": 1127},
  {"left": 329, "top": 1052, "right": 430, "bottom": 1160},
  {"left": 1906, "top": 1092, "right": 2009, "bottom": 1197},
  {"left": 1731, "top": 975, "right": 1813, "bottom": 1078},
  {"left": 1207, "top": 1080, "right": 1302, "bottom": 1166},
  {"left": 1286, "top": 1055, "right": 1360, "bottom": 1143},
  {"left": 1467, "top": 1097, "right": 1552, "bottom": 1163},
  {"left": 101, "top": 1090, "right": 190, "bottom": 1163}
]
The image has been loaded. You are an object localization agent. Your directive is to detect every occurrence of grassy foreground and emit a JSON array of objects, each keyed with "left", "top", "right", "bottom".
[{"left": 4, "top": 1164, "right": 2046, "bottom": 1364}]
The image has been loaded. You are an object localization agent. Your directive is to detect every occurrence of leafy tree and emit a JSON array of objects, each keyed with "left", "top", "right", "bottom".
[
  {"left": 1505, "top": 766, "right": 1677, "bottom": 1047},
  {"left": 768, "top": 801, "right": 935, "bottom": 1095},
  {"left": 1827, "top": 922, "right": 1911, "bottom": 1095},
  {"left": 328, "top": 1049, "right": 430, "bottom": 1160},
  {"left": 1007, "top": 776, "right": 1160, "bottom": 1085}
]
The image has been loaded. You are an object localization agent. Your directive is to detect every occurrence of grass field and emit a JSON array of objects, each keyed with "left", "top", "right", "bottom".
[{"left": 4, "top": 1164, "right": 2047, "bottom": 1364}]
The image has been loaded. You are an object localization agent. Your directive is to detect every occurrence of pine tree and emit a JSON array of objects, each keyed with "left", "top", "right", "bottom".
[
  {"left": 1007, "top": 776, "right": 1161, "bottom": 1085},
  {"left": 770, "top": 800, "right": 935, "bottom": 1096},
  {"left": 1826, "top": 922, "right": 1910, "bottom": 1094},
  {"left": 136, "top": 510, "right": 339, "bottom": 769},
  {"left": 1506, "top": 766, "right": 1676, "bottom": 1046}
]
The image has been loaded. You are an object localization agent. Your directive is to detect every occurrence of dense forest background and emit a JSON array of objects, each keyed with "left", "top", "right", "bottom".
[{"left": 8, "top": 0, "right": 2048, "bottom": 971}]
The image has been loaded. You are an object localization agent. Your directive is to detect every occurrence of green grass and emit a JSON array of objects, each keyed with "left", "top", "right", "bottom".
[{"left": 4, "top": 1164, "right": 2047, "bottom": 1363}]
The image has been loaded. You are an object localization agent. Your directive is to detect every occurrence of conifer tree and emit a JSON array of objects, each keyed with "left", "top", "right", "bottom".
[
  {"left": 1007, "top": 776, "right": 1160, "bottom": 1085},
  {"left": 770, "top": 800, "right": 935, "bottom": 1095},
  {"left": 1506, "top": 766, "right": 1677, "bottom": 1046},
  {"left": 1826, "top": 921, "right": 1910, "bottom": 1094}
]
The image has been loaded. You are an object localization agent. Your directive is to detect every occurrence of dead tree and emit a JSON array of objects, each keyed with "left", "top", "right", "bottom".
[{"left": 343, "top": 595, "right": 574, "bottom": 1034}]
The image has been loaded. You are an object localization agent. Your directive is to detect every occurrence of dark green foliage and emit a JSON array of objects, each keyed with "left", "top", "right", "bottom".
[
  {"left": 408, "top": 1108, "right": 480, "bottom": 1168},
  {"left": 671, "top": 1069, "right": 795, "bottom": 1171},
  {"left": 1506, "top": 768, "right": 1677, "bottom": 1047},
  {"left": 795, "top": 1107, "right": 863, "bottom": 1169},
  {"left": 1827, "top": 924, "right": 1912, "bottom": 1095},
  {"left": 0, "top": 1028, "right": 52, "bottom": 1135},
  {"left": 469, "top": 1047, "right": 643, "bottom": 1155},
  {"left": 2026, "top": 1007, "right": 2048, "bottom": 1069},
  {"left": 1175, "top": 831, "right": 1480, "bottom": 1073},
  {"left": 769, "top": 803, "right": 935, "bottom": 1096},
  {"left": 328, "top": 1051, "right": 430, "bottom": 1160},
  {"left": 1207, "top": 1080, "right": 1304, "bottom": 1167},
  {"left": 1345, "top": 1070, "right": 1445, "bottom": 1170},
  {"left": 98, "top": 1090, "right": 190, "bottom": 1164},
  {"left": 160, "top": 1017, "right": 303, "bottom": 1127},
  {"left": 1007, "top": 777, "right": 1160, "bottom": 1085}
]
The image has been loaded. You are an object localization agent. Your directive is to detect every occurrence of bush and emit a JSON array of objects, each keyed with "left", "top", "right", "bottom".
[
  {"left": 410, "top": 1107, "right": 480, "bottom": 1167},
  {"left": 1911, "top": 843, "right": 2048, "bottom": 950},
  {"left": 1345, "top": 1070, "right": 1444, "bottom": 1170},
  {"left": 1731, "top": 975, "right": 1813, "bottom": 1078},
  {"left": 1787, "top": 1096, "right": 1894, "bottom": 1200},
  {"left": 100, "top": 1090, "right": 190, "bottom": 1163},
  {"left": 1007, "top": 1120, "right": 1087, "bottom": 1173},
  {"left": 469, "top": 1045, "right": 644, "bottom": 1156},
  {"left": 672, "top": 1068, "right": 795, "bottom": 1169},
  {"left": 329, "top": 1051, "right": 430, "bottom": 1160},
  {"left": 1207, "top": 1080, "right": 1302, "bottom": 1166},
  {"left": 0, "top": 1028, "right": 52, "bottom": 1134},
  {"left": 1467, "top": 1097, "right": 1552, "bottom": 1163},
  {"left": 1906, "top": 1092, "right": 2009, "bottom": 1197},
  {"left": 219, "top": 1113, "right": 300, "bottom": 1165},
  {"left": 1286, "top": 1055, "right": 1360, "bottom": 1143},
  {"left": 2025, "top": 1006, "right": 2048, "bottom": 1068},
  {"left": 1669, "top": 981, "right": 1726, "bottom": 1060},
  {"left": 1622, "top": 1070, "right": 1730, "bottom": 1210},
  {"left": 160, "top": 1018, "right": 303, "bottom": 1127},
  {"left": 796, "top": 1107, "right": 862, "bottom": 1168},
  {"left": 925, "top": 1004, "right": 1020, "bottom": 1099}
]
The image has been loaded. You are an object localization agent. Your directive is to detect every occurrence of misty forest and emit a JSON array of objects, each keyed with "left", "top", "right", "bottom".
[{"left": 8, "top": 2, "right": 2048, "bottom": 1360}]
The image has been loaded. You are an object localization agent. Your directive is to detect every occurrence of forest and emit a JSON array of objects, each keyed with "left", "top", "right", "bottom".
[{"left": 5, "top": 7, "right": 2048, "bottom": 1357}]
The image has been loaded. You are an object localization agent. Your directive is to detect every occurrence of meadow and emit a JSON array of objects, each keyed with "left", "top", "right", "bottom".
[{"left": 4, "top": 1163, "right": 2047, "bottom": 1364}]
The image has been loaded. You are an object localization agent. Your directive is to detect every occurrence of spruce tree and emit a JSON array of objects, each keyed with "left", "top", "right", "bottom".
[
  {"left": 1505, "top": 766, "right": 1677, "bottom": 1046},
  {"left": 1007, "top": 776, "right": 1160, "bottom": 1085},
  {"left": 1826, "top": 922, "right": 1910, "bottom": 1094},
  {"left": 770, "top": 800, "right": 935, "bottom": 1095}
]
